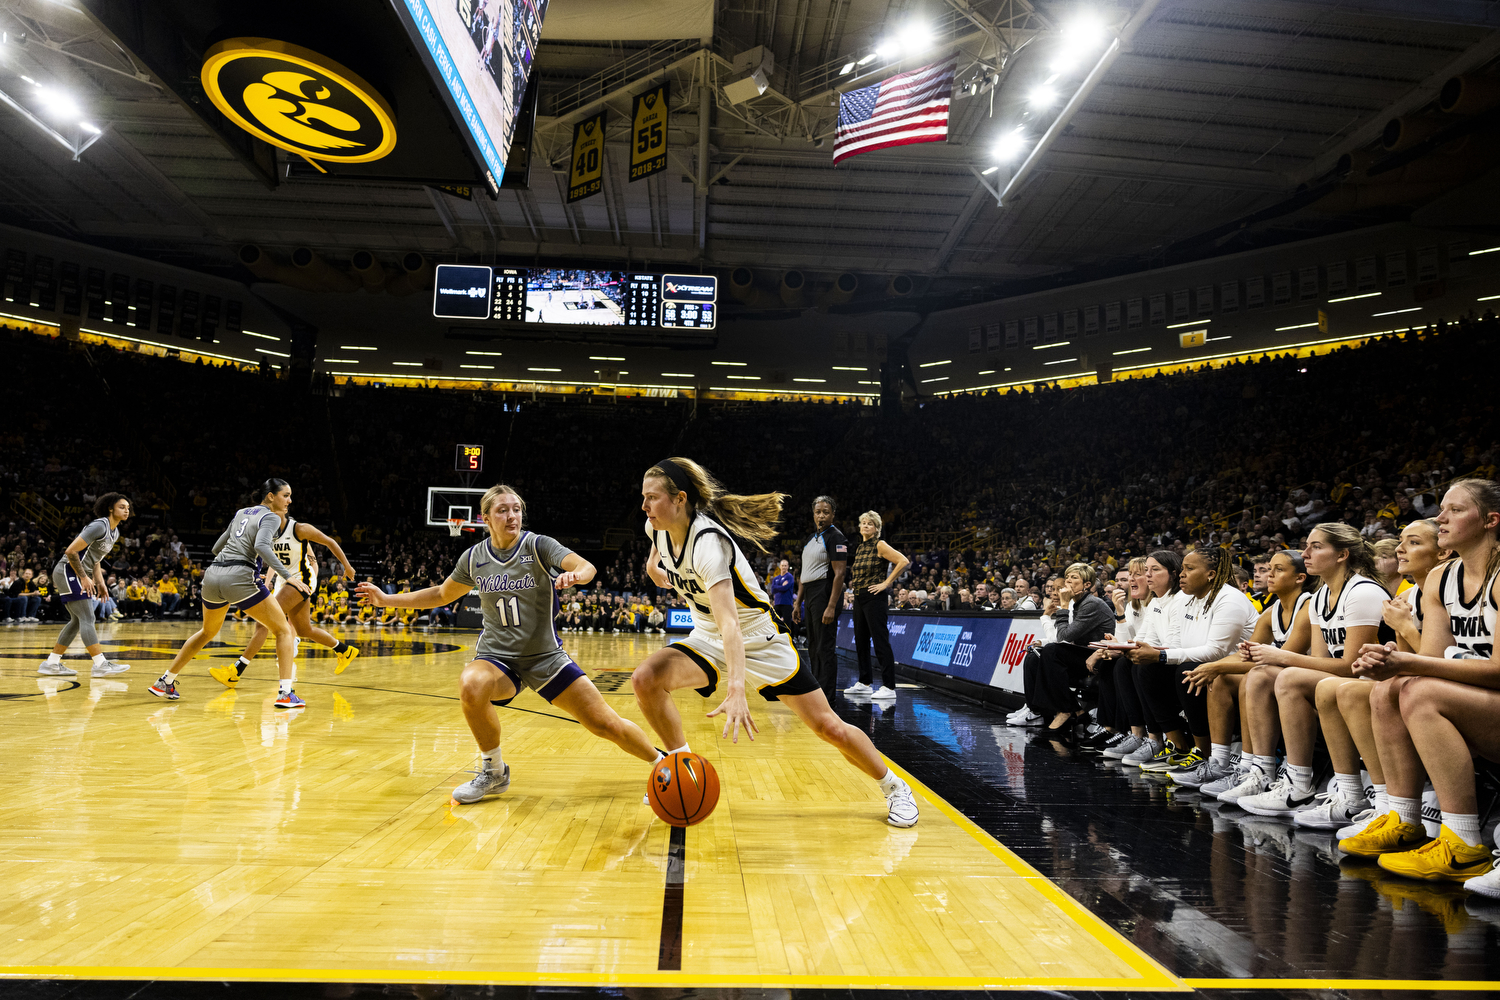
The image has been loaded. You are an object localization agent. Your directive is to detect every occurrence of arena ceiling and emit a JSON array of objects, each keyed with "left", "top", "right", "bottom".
[{"left": 0, "top": 0, "right": 1498, "bottom": 340}]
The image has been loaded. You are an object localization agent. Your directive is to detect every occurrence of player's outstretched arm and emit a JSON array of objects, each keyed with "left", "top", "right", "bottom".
[
  {"left": 357, "top": 578, "right": 467, "bottom": 610},
  {"left": 555, "top": 553, "right": 595, "bottom": 590},
  {"left": 644, "top": 545, "right": 670, "bottom": 589},
  {"left": 300, "top": 522, "right": 356, "bottom": 579},
  {"left": 704, "top": 578, "right": 757, "bottom": 743}
]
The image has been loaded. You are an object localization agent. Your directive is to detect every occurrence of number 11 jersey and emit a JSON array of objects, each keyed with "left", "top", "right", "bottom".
[{"left": 450, "top": 532, "right": 575, "bottom": 661}]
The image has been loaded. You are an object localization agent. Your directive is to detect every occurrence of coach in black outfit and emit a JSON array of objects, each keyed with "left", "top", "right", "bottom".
[{"left": 794, "top": 495, "right": 847, "bottom": 701}]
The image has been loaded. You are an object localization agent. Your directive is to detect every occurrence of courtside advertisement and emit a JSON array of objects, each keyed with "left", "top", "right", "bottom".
[{"left": 836, "top": 612, "right": 1038, "bottom": 695}]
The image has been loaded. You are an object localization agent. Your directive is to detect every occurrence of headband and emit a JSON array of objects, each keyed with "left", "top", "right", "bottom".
[{"left": 654, "top": 459, "right": 700, "bottom": 505}]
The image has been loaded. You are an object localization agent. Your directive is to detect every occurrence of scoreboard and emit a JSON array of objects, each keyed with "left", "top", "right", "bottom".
[
  {"left": 455, "top": 444, "right": 484, "bottom": 472},
  {"left": 434, "top": 264, "right": 716, "bottom": 329}
]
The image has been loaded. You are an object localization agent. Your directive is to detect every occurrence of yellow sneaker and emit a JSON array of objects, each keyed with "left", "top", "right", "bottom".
[
  {"left": 334, "top": 644, "right": 360, "bottom": 676},
  {"left": 1378, "top": 825, "right": 1493, "bottom": 882},
  {"left": 1338, "top": 810, "right": 1429, "bottom": 857},
  {"left": 208, "top": 665, "right": 240, "bottom": 688}
]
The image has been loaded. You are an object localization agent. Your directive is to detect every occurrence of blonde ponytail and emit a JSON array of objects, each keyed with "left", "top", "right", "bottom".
[{"left": 646, "top": 457, "right": 788, "bottom": 552}]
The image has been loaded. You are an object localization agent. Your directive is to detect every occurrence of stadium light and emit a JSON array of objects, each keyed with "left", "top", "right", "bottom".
[
  {"left": 34, "top": 85, "right": 80, "bottom": 120},
  {"left": 874, "top": 22, "right": 932, "bottom": 61},
  {"left": 1028, "top": 84, "right": 1058, "bottom": 109},
  {"left": 994, "top": 128, "right": 1028, "bottom": 162},
  {"left": 1063, "top": 13, "right": 1110, "bottom": 50}
]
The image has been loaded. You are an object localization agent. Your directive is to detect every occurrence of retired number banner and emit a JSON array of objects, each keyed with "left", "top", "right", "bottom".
[
  {"left": 567, "top": 111, "right": 606, "bottom": 202},
  {"left": 629, "top": 82, "right": 669, "bottom": 181}
]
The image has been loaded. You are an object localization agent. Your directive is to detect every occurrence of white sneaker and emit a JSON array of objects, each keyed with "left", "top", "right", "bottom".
[
  {"left": 1120, "top": 738, "right": 1162, "bottom": 768},
  {"left": 1201, "top": 759, "right": 1251, "bottom": 799},
  {"left": 38, "top": 661, "right": 77, "bottom": 676},
  {"left": 1006, "top": 707, "right": 1042, "bottom": 726},
  {"left": 843, "top": 681, "right": 873, "bottom": 695},
  {"left": 1336, "top": 806, "right": 1381, "bottom": 841},
  {"left": 1293, "top": 791, "right": 1370, "bottom": 830},
  {"left": 1466, "top": 851, "right": 1500, "bottom": 899},
  {"left": 1102, "top": 733, "right": 1144, "bottom": 759},
  {"left": 1238, "top": 775, "right": 1318, "bottom": 818},
  {"left": 452, "top": 763, "right": 510, "bottom": 804},
  {"left": 1216, "top": 766, "right": 1273, "bottom": 805},
  {"left": 884, "top": 777, "right": 918, "bottom": 828},
  {"left": 870, "top": 686, "right": 897, "bottom": 702},
  {"left": 91, "top": 659, "right": 131, "bottom": 677}
]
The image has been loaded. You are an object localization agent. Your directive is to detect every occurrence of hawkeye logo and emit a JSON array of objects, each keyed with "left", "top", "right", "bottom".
[{"left": 201, "top": 38, "right": 397, "bottom": 164}]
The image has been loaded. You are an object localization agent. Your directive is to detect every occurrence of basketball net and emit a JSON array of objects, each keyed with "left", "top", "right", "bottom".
[{"left": 448, "top": 518, "right": 464, "bottom": 538}]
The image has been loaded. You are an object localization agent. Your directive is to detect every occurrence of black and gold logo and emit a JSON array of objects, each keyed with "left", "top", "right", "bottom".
[{"left": 201, "top": 38, "right": 397, "bottom": 163}]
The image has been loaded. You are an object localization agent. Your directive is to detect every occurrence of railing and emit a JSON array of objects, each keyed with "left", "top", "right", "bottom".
[
  {"left": 548, "top": 38, "right": 703, "bottom": 119},
  {"left": 10, "top": 493, "right": 65, "bottom": 539}
]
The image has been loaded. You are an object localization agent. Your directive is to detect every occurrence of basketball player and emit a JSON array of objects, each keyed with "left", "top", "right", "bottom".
[
  {"left": 211, "top": 514, "right": 360, "bottom": 688},
  {"left": 38, "top": 493, "right": 133, "bottom": 678},
  {"left": 629, "top": 458, "right": 920, "bottom": 828},
  {"left": 355, "top": 484, "right": 660, "bottom": 804},
  {"left": 149, "top": 479, "right": 309, "bottom": 707},
  {"left": 1343, "top": 478, "right": 1500, "bottom": 883}
]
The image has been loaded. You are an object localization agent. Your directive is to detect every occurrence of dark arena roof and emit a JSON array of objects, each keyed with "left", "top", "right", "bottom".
[{"left": 1, "top": 2, "right": 1499, "bottom": 999}]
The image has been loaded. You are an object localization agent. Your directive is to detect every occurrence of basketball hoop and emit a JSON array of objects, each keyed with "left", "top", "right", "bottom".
[{"left": 448, "top": 518, "right": 465, "bottom": 538}]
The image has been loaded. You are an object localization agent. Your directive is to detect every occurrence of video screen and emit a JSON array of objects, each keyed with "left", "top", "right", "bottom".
[
  {"left": 525, "top": 269, "right": 625, "bottom": 326},
  {"left": 393, "top": 0, "right": 549, "bottom": 193}
]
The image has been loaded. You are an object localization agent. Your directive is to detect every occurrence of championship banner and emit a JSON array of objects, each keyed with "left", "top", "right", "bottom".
[
  {"left": 836, "top": 611, "right": 1042, "bottom": 695},
  {"left": 567, "top": 111, "right": 606, "bottom": 202},
  {"left": 629, "top": 81, "right": 669, "bottom": 181}
]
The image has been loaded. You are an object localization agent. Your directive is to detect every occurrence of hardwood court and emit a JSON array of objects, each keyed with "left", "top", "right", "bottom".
[{"left": 0, "top": 623, "right": 1180, "bottom": 990}]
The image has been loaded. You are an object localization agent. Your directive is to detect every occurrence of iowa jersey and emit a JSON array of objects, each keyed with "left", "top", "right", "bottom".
[
  {"left": 1310, "top": 574, "right": 1386, "bottom": 657},
  {"left": 649, "top": 512, "right": 777, "bottom": 638},
  {"left": 270, "top": 517, "right": 318, "bottom": 588},
  {"left": 1438, "top": 561, "right": 1497, "bottom": 659},
  {"left": 1269, "top": 591, "right": 1311, "bottom": 648}
]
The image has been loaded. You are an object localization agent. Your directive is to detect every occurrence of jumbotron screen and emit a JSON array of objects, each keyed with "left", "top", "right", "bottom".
[
  {"left": 392, "top": 0, "right": 548, "bottom": 194},
  {"left": 434, "top": 264, "right": 716, "bottom": 329}
]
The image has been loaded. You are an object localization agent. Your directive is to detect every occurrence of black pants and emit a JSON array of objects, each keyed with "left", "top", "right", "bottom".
[
  {"left": 851, "top": 592, "right": 896, "bottom": 688},
  {"left": 774, "top": 604, "right": 796, "bottom": 637},
  {"left": 1022, "top": 647, "right": 1043, "bottom": 712},
  {"left": 1173, "top": 662, "right": 1210, "bottom": 739},
  {"left": 1135, "top": 659, "right": 1191, "bottom": 736},
  {"left": 1034, "top": 643, "right": 1092, "bottom": 717},
  {"left": 802, "top": 580, "right": 837, "bottom": 700},
  {"left": 1096, "top": 656, "right": 1145, "bottom": 730}
]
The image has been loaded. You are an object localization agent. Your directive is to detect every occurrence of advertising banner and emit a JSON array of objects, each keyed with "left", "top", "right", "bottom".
[{"left": 836, "top": 611, "right": 1041, "bottom": 695}]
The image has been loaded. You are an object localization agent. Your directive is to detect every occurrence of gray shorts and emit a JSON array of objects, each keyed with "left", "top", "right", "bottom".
[
  {"left": 475, "top": 648, "right": 585, "bottom": 705},
  {"left": 202, "top": 564, "right": 272, "bottom": 611}
]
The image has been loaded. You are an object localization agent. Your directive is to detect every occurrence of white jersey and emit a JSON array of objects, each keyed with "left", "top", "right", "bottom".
[
  {"left": 1438, "top": 561, "right": 1497, "bottom": 659},
  {"left": 270, "top": 517, "right": 318, "bottom": 590},
  {"left": 650, "top": 511, "right": 777, "bottom": 639},
  {"left": 1310, "top": 574, "right": 1386, "bottom": 657},
  {"left": 1269, "top": 592, "right": 1312, "bottom": 648}
]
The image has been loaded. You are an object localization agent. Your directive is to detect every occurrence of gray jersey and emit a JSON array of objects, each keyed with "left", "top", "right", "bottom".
[
  {"left": 450, "top": 531, "right": 574, "bottom": 661},
  {"left": 211, "top": 505, "right": 293, "bottom": 580},
  {"left": 54, "top": 518, "right": 118, "bottom": 577}
]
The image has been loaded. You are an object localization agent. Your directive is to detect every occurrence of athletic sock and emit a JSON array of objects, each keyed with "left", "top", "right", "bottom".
[
  {"left": 1334, "top": 772, "right": 1363, "bottom": 802},
  {"left": 667, "top": 743, "right": 691, "bottom": 755},
  {"left": 1210, "top": 743, "right": 1231, "bottom": 766},
  {"left": 91, "top": 653, "right": 107, "bottom": 668},
  {"left": 1252, "top": 754, "right": 1278, "bottom": 778},
  {"left": 1390, "top": 795, "right": 1422, "bottom": 827},
  {"left": 234, "top": 656, "right": 251, "bottom": 676},
  {"left": 278, "top": 678, "right": 293, "bottom": 696},
  {"left": 46, "top": 653, "right": 63, "bottom": 664},
  {"left": 1285, "top": 763, "right": 1314, "bottom": 795},
  {"left": 158, "top": 671, "right": 174, "bottom": 685},
  {"left": 877, "top": 769, "right": 902, "bottom": 794},
  {"left": 1373, "top": 783, "right": 1389, "bottom": 814},
  {"left": 481, "top": 746, "right": 503, "bottom": 772},
  {"left": 333, "top": 640, "right": 349, "bottom": 653},
  {"left": 1442, "top": 812, "right": 1483, "bottom": 846}
]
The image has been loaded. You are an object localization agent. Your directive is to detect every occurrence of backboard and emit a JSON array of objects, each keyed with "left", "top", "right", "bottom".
[{"left": 426, "top": 486, "right": 488, "bottom": 528}]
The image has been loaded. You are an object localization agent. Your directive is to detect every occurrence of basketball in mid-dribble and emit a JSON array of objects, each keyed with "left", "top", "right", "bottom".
[{"left": 647, "top": 752, "right": 720, "bottom": 826}]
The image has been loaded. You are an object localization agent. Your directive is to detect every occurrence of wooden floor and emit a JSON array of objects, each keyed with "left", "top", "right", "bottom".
[{"left": 0, "top": 622, "right": 1181, "bottom": 990}]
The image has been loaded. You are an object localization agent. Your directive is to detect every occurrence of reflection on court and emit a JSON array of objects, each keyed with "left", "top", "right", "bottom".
[{"left": 0, "top": 624, "right": 1178, "bottom": 989}]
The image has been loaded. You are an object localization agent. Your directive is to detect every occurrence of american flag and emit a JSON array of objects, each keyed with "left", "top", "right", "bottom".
[{"left": 833, "top": 56, "right": 957, "bottom": 165}]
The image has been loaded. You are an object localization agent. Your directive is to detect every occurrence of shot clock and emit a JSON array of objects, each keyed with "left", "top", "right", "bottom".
[{"left": 455, "top": 444, "right": 484, "bottom": 473}]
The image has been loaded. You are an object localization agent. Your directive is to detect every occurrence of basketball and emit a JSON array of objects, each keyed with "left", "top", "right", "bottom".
[{"left": 647, "top": 752, "right": 720, "bottom": 827}]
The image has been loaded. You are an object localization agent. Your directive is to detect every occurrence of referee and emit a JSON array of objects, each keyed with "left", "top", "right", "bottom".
[{"left": 794, "top": 495, "right": 847, "bottom": 701}]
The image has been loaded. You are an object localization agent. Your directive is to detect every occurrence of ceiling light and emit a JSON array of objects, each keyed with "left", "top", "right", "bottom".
[
  {"left": 918, "top": 359, "right": 951, "bottom": 367},
  {"left": 711, "top": 360, "right": 747, "bottom": 366},
  {"left": 858, "top": 380, "right": 879, "bottom": 384},
  {"left": 1478, "top": 294, "right": 1500, "bottom": 302},
  {"left": 726, "top": 375, "right": 761, "bottom": 380},
  {"left": 466, "top": 350, "right": 503, "bottom": 356},
  {"left": 856, "top": 53, "right": 879, "bottom": 67},
  {"left": 875, "top": 21, "right": 931, "bottom": 61},
  {"left": 1062, "top": 14, "right": 1109, "bottom": 51},
  {"left": 921, "top": 376, "right": 949, "bottom": 383},
  {"left": 831, "top": 366, "right": 866, "bottom": 371},
  {"left": 528, "top": 367, "right": 561, "bottom": 372},
  {"left": 341, "top": 345, "right": 377, "bottom": 350},
  {"left": 243, "top": 331, "right": 280, "bottom": 341},
  {"left": 1112, "top": 347, "right": 1150, "bottom": 355},
  {"left": 1275, "top": 322, "right": 1319, "bottom": 332},
  {"left": 1032, "top": 342, "right": 1068, "bottom": 350},
  {"left": 322, "top": 358, "right": 358, "bottom": 364},
  {"left": 840, "top": 61, "right": 856, "bottom": 74},
  {"left": 995, "top": 129, "right": 1027, "bottom": 161},
  {"left": 461, "top": 364, "right": 495, "bottom": 369},
  {"left": 392, "top": 361, "right": 423, "bottom": 366},
  {"left": 79, "top": 122, "right": 100, "bottom": 135},
  {"left": 1043, "top": 357, "right": 1079, "bottom": 365},
  {"left": 1166, "top": 319, "right": 1209, "bottom": 329},
  {"left": 1372, "top": 307, "right": 1421, "bottom": 317},
  {"left": 661, "top": 372, "right": 695, "bottom": 377},
  {"left": 1027, "top": 85, "right": 1057, "bottom": 109},
  {"left": 793, "top": 378, "right": 826, "bottom": 383},
  {"left": 19, "top": 75, "right": 35, "bottom": 86},
  {"left": 978, "top": 370, "right": 996, "bottom": 375},
  {"left": 1327, "top": 292, "right": 1380, "bottom": 303},
  {"left": 589, "top": 355, "right": 625, "bottom": 361},
  {"left": 35, "top": 86, "right": 80, "bottom": 119},
  {"left": 981, "top": 165, "right": 999, "bottom": 175}
]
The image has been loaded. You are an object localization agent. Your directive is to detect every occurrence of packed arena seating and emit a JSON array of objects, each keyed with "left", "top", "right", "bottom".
[{"left": 2, "top": 313, "right": 1497, "bottom": 624}]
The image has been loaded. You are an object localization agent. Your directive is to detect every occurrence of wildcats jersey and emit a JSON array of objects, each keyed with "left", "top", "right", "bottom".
[
  {"left": 649, "top": 511, "right": 777, "bottom": 639},
  {"left": 270, "top": 517, "right": 318, "bottom": 588},
  {"left": 1269, "top": 591, "right": 1312, "bottom": 648},
  {"left": 1438, "top": 561, "right": 1497, "bottom": 659},
  {"left": 1310, "top": 573, "right": 1386, "bottom": 657}
]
